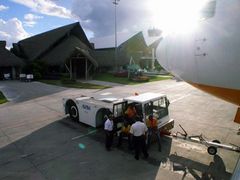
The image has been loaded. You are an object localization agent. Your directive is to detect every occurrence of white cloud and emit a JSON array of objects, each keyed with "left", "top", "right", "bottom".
[
  {"left": 24, "top": 13, "right": 43, "bottom": 27},
  {"left": 0, "top": 31, "right": 11, "bottom": 39},
  {"left": 24, "top": 13, "right": 43, "bottom": 21},
  {"left": 23, "top": 20, "right": 36, "bottom": 27},
  {"left": 11, "top": 0, "right": 73, "bottom": 19},
  {"left": 0, "top": 5, "right": 9, "bottom": 11},
  {"left": 71, "top": 0, "right": 155, "bottom": 38},
  {"left": 0, "top": 18, "right": 29, "bottom": 47}
]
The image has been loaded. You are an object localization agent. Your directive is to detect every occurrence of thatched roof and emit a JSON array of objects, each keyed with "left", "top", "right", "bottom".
[
  {"left": 91, "top": 48, "right": 115, "bottom": 67},
  {"left": 75, "top": 47, "right": 98, "bottom": 67},
  {"left": 12, "top": 22, "right": 92, "bottom": 61},
  {"left": 118, "top": 32, "right": 148, "bottom": 52},
  {"left": 39, "top": 35, "right": 97, "bottom": 67},
  {"left": 0, "top": 41, "right": 25, "bottom": 67},
  {"left": 91, "top": 32, "right": 151, "bottom": 67}
]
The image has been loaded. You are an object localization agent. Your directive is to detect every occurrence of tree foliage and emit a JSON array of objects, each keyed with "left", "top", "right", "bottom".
[{"left": 22, "top": 61, "right": 48, "bottom": 80}]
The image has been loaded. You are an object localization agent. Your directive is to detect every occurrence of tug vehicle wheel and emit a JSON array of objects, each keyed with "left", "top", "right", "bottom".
[
  {"left": 207, "top": 146, "right": 217, "bottom": 155},
  {"left": 68, "top": 102, "right": 79, "bottom": 121}
]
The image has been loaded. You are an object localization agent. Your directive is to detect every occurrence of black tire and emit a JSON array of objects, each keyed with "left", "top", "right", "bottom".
[
  {"left": 69, "top": 102, "right": 79, "bottom": 121},
  {"left": 95, "top": 108, "right": 110, "bottom": 128},
  {"left": 207, "top": 146, "right": 217, "bottom": 155},
  {"left": 212, "top": 140, "right": 221, "bottom": 144}
]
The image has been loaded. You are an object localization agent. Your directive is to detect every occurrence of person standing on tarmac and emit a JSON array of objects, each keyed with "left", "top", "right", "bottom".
[
  {"left": 104, "top": 114, "right": 114, "bottom": 151},
  {"left": 130, "top": 116, "right": 149, "bottom": 160},
  {"left": 117, "top": 120, "right": 132, "bottom": 150},
  {"left": 146, "top": 114, "right": 161, "bottom": 152}
]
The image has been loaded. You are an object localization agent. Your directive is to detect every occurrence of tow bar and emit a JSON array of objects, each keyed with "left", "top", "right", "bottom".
[{"left": 169, "top": 124, "right": 240, "bottom": 155}]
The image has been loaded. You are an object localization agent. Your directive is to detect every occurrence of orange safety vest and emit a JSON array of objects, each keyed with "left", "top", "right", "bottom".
[
  {"left": 125, "top": 107, "right": 136, "bottom": 118},
  {"left": 121, "top": 125, "right": 131, "bottom": 134},
  {"left": 146, "top": 118, "right": 158, "bottom": 128}
]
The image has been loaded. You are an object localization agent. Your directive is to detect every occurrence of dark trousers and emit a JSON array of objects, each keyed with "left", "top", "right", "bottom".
[
  {"left": 118, "top": 132, "right": 132, "bottom": 149},
  {"left": 133, "top": 135, "right": 148, "bottom": 159},
  {"left": 105, "top": 130, "right": 113, "bottom": 150},
  {"left": 147, "top": 129, "right": 161, "bottom": 151}
]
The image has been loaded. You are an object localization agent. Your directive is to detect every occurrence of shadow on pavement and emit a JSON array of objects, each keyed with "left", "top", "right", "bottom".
[
  {"left": 169, "top": 153, "right": 231, "bottom": 180},
  {"left": 0, "top": 81, "right": 66, "bottom": 103},
  {"left": 0, "top": 116, "right": 233, "bottom": 180},
  {"left": 0, "top": 118, "right": 164, "bottom": 180}
]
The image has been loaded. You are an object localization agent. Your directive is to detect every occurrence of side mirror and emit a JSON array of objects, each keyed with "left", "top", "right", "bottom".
[{"left": 166, "top": 99, "right": 170, "bottom": 107}]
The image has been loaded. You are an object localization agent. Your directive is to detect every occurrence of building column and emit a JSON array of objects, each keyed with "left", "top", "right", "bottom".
[
  {"left": 12, "top": 66, "right": 16, "bottom": 79},
  {"left": 70, "top": 58, "right": 73, "bottom": 80},
  {"left": 151, "top": 48, "right": 155, "bottom": 70}
]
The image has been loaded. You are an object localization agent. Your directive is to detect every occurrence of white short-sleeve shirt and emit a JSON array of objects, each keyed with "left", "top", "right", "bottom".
[
  {"left": 104, "top": 119, "right": 113, "bottom": 131},
  {"left": 130, "top": 121, "right": 148, "bottom": 136}
]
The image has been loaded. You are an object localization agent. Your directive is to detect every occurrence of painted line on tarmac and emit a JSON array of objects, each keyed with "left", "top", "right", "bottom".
[{"left": 72, "top": 129, "right": 98, "bottom": 140}]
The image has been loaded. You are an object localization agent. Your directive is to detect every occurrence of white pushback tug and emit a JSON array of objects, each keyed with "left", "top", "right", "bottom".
[{"left": 63, "top": 92, "right": 174, "bottom": 132}]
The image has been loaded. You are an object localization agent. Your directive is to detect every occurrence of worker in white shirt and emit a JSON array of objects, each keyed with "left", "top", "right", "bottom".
[
  {"left": 104, "top": 114, "right": 114, "bottom": 151},
  {"left": 130, "top": 116, "right": 149, "bottom": 160}
]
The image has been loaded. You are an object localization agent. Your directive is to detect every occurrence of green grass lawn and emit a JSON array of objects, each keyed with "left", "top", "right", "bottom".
[
  {"left": 40, "top": 80, "right": 109, "bottom": 89},
  {"left": 93, "top": 73, "right": 172, "bottom": 85},
  {"left": 40, "top": 73, "right": 171, "bottom": 88},
  {"left": 0, "top": 91, "right": 8, "bottom": 104}
]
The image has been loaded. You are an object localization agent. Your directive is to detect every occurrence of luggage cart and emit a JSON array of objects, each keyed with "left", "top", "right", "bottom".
[{"left": 170, "top": 124, "right": 240, "bottom": 155}]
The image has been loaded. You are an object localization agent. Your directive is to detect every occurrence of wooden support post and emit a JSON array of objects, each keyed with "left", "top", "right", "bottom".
[
  {"left": 85, "top": 58, "right": 88, "bottom": 80},
  {"left": 152, "top": 48, "right": 155, "bottom": 70},
  {"left": 12, "top": 66, "right": 16, "bottom": 79},
  {"left": 70, "top": 58, "right": 72, "bottom": 80}
]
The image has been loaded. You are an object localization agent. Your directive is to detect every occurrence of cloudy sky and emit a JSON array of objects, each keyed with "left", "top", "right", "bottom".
[{"left": 0, "top": 0, "right": 164, "bottom": 48}]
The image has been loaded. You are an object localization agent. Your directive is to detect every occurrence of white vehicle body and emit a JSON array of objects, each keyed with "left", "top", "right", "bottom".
[
  {"left": 123, "top": 93, "right": 173, "bottom": 130},
  {"left": 63, "top": 96, "right": 116, "bottom": 128},
  {"left": 63, "top": 92, "right": 174, "bottom": 131}
]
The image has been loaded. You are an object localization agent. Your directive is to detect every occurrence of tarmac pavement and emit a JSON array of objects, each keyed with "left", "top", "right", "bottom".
[
  {"left": 0, "top": 81, "right": 67, "bottom": 103},
  {"left": 0, "top": 80, "right": 239, "bottom": 180}
]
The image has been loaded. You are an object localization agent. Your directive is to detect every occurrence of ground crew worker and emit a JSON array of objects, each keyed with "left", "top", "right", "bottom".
[
  {"left": 104, "top": 114, "right": 114, "bottom": 151},
  {"left": 125, "top": 105, "right": 137, "bottom": 125},
  {"left": 130, "top": 116, "right": 149, "bottom": 160},
  {"left": 117, "top": 120, "right": 132, "bottom": 149},
  {"left": 146, "top": 114, "right": 161, "bottom": 151}
]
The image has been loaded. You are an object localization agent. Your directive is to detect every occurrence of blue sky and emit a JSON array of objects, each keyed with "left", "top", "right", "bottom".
[{"left": 0, "top": 0, "right": 161, "bottom": 48}]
